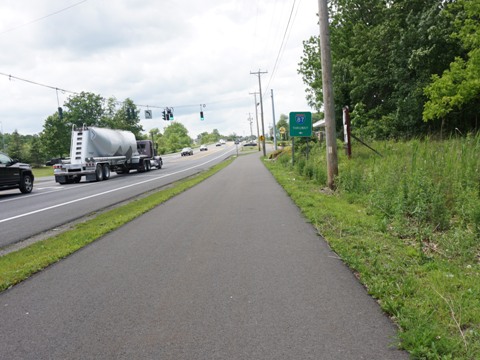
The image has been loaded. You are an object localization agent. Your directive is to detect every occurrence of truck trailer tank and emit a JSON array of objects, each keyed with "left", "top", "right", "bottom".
[{"left": 72, "top": 127, "right": 138, "bottom": 164}]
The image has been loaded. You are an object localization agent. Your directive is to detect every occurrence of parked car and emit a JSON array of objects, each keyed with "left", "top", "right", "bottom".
[
  {"left": 45, "top": 157, "right": 65, "bottom": 166},
  {"left": 0, "top": 152, "right": 34, "bottom": 194},
  {"left": 200, "top": 144, "right": 208, "bottom": 151},
  {"left": 243, "top": 141, "right": 257, "bottom": 147},
  {"left": 215, "top": 142, "right": 222, "bottom": 147},
  {"left": 181, "top": 147, "right": 193, "bottom": 156}
]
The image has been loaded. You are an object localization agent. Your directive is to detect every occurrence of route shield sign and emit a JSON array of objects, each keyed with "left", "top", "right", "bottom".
[{"left": 289, "top": 112, "right": 312, "bottom": 137}]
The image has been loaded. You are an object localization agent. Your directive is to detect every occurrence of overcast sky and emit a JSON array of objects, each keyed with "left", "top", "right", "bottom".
[{"left": 0, "top": 0, "right": 319, "bottom": 139}]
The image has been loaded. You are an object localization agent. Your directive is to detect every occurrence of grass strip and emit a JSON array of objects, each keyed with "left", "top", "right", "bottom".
[
  {"left": 0, "top": 158, "right": 233, "bottom": 292},
  {"left": 264, "top": 159, "right": 480, "bottom": 359}
]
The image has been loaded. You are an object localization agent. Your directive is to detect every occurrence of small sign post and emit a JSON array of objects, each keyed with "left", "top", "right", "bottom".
[
  {"left": 289, "top": 112, "right": 312, "bottom": 165},
  {"left": 289, "top": 112, "right": 312, "bottom": 137}
]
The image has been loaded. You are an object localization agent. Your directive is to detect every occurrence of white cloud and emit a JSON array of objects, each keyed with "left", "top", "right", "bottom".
[{"left": 0, "top": 0, "right": 319, "bottom": 139}]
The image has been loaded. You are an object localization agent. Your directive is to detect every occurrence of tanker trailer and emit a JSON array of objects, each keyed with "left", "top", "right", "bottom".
[{"left": 54, "top": 125, "right": 156, "bottom": 184}]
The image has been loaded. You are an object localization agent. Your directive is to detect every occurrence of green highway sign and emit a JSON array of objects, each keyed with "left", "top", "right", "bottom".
[{"left": 289, "top": 112, "right": 312, "bottom": 137}]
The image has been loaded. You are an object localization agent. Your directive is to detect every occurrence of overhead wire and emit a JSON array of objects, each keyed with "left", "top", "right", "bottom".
[
  {"left": 262, "top": 0, "right": 301, "bottom": 98},
  {"left": 0, "top": 71, "right": 246, "bottom": 112},
  {"left": 0, "top": 0, "right": 88, "bottom": 36}
]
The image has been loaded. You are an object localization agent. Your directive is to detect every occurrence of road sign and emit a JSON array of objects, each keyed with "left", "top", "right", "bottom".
[
  {"left": 289, "top": 112, "right": 312, "bottom": 137},
  {"left": 279, "top": 126, "right": 286, "bottom": 134},
  {"left": 259, "top": 135, "right": 265, "bottom": 141},
  {"left": 145, "top": 110, "right": 152, "bottom": 119}
]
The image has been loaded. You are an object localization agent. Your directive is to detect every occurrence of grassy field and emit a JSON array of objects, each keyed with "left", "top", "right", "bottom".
[
  {"left": 33, "top": 166, "right": 54, "bottom": 178},
  {"left": 265, "top": 135, "right": 480, "bottom": 359}
]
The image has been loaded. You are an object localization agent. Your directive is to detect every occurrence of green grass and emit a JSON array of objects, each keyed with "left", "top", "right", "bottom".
[
  {"left": 264, "top": 136, "right": 480, "bottom": 360},
  {"left": 0, "top": 158, "right": 233, "bottom": 292},
  {"left": 33, "top": 167, "right": 54, "bottom": 178}
]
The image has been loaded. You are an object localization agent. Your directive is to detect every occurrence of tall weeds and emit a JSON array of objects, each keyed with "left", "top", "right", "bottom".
[
  {"left": 278, "top": 134, "right": 480, "bottom": 263},
  {"left": 269, "top": 135, "right": 480, "bottom": 358}
]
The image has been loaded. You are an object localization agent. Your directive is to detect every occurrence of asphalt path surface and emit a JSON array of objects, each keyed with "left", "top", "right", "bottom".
[{"left": 0, "top": 152, "right": 409, "bottom": 359}]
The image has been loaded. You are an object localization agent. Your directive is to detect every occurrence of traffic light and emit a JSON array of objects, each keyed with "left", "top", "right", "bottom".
[
  {"left": 162, "top": 110, "right": 166, "bottom": 121},
  {"left": 200, "top": 111, "right": 204, "bottom": 121},
  {"left": 58, "top": 107, "right": 63, "bottom": 120},
  {"left": 127, "top": 108, "right": 135, "bottom": 120},
  {"left": 167, "top": 108, "right": 174, "bottom": 120}
]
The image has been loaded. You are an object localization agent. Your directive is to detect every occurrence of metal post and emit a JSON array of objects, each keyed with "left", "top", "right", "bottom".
[{"left": 343, "top": 106, "right": 352, "bottom": 158}]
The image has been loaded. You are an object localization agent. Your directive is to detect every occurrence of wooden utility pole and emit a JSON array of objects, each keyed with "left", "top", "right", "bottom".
[
  {"left": 251, "top": 70, "right": 268, "bottom": 157},
  {"left": 318, "top": 0, "right": 338, "bottom": 189},
  {"left": 271, "top": 89, "right": 278, "bottom": 150},
  {"left": 249, "top": 91, "right": 261, "bottom": 152}
]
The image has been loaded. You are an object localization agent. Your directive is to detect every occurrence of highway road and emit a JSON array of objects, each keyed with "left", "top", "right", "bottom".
[
  {"left": 0, "top": 151, "right": 409, "bottom": 359},
  {"left": 0, "top": 143, "right": 238, "bottom": 249}
]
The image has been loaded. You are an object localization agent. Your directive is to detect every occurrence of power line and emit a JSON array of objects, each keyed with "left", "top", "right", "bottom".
[
  {"left": 0, "top": 71, "right": 248, "bottom": 112},
  {"left": 0, "top": 0, "right": 88, "bottom": 36},
  {"left": 0, "top": 72, "right": 76, "bottom": 94},
  {"left": 263, "top": 0, "right": 300, "bottom": 96}
]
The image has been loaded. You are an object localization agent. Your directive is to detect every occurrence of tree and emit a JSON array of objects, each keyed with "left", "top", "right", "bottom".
[
  {"left": 41, "top": 113, "right": 71, "bottom": 158},
  {"left": 63, "top": 91, "right": 105, "bottom": 128},
  {"left": 423, "top": 0, "right": 480, "bottom": 133},
  {"left": 28, "top": 135, "right": 44, "bottom": 167},
  {"left": 276, "top": 114, "right": 289, "bottom": 139},
  {"left": 299, "top": 0, "right": 460, "bottom": 139},
  {"left": 163, "top": 122, "right": 191, "bottom": 152},
  {"left": 8, "top": 130, "right": 23, "bottom": 160},
  {"left": 101, "top": 97, "right": 144, "bottom": 137}
]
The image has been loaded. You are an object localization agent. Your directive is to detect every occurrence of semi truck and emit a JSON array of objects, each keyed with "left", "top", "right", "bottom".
[{"left": 53, "top": 125, "right": 162, "bottom": 184}]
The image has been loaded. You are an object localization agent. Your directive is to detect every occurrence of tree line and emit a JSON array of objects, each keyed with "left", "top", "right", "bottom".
[
  {"left": 298, "top": 0, "right": 479, "bottom": 139},
  {"left": 2, "top": 92, "right": 233, "bottom": 166}
]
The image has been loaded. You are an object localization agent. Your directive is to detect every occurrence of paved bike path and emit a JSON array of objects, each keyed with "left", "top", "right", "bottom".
[{"left": 0, "top": 152, "right": 409, "bottom": 359}]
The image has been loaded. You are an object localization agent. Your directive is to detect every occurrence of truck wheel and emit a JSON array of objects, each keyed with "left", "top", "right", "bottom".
[
  {"left": 73, "top": 176, "right": 81, "bottom": 183},
  {"left": 102, "top": 164, "right": 111, "bottom": 180},
  {"left": 95, "top": 164, "right": 104, "bottom": 181},
  {"left": 146, "top": 161, "right": 151, "bottom": 172},
  {"left": 19, "top": 174, "right": 34, "bottom": 193}
]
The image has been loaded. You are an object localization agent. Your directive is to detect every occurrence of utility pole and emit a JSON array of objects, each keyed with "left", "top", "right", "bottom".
[
  {"left": 318, "top": 0, "right": 338, "bottom": 189},
  {"left": 270, "top": 89, "right": 277, "bottom": 151},
  {"left": 250, "top": 69, "right": 267, "bottom": 157},
  {"left": 249, "top": 91, "right": 261, "bottom": 152},
  {"left": 247, "top": 113, "right": 253, "bottom": 138}
]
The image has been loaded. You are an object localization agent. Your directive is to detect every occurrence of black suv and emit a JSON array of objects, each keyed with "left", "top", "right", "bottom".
[{"left": 0, "top": 152, "right": 34, "bottom": 194}]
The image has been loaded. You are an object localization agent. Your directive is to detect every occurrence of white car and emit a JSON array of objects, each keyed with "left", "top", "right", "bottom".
[
  {"left": 200, "top": 144, "right": 208, "bottom": 151},
  {"left": 181, "top": 147, "right": 193, "bottom": 156}
]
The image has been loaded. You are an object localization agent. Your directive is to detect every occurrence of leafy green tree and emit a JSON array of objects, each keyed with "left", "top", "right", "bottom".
[
  {"left": 27, "top": 135, "right": 44, "bottom": 167},
  {"left": 41, "top": 113, "right": 71, "bottom": 159},
  {"left": 299, "top": 0, "right": 460, "bottom": 139},
  {"left": 276, "top": 114, "right": 289, "bottom": 140},
  {"left": 63, "top": 91, "right": 105, "bottom": 128},
  {"left": 100, "top": 97, "right": 144, "bottom": 137},
  {"left": 163, "top": 122, "right": 191, "bottom": 152},
  {"left": 8, "top": 130, "right": 23, "bottom": 160},
  {"left": 423, "top": 0, "right": 480, "bottom": 133}
]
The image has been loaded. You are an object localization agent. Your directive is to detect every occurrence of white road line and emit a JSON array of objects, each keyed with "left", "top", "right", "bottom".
[{"left": 0, "top": 149, "right": 235, "bottom": 224}]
